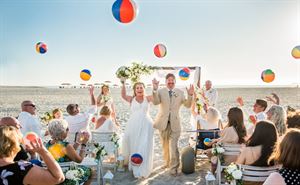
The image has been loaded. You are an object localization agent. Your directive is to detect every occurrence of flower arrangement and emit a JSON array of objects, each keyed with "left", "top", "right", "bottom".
[
  {"left": 115, "top": 62, "right": 154, "bottom": 84},
  {"left": 224, "top": 163, "right": 243, "bottom": 185},
  {"left": 110, "top": 132, "right": 120, "bottom": 148},
  {"left": 93, "top": 143, "right": 108, "bottom": 161},
  {"left": 40, "top": 112, "right": 53, "bottom": 124},
  {"left": 102, "top": 95, "right": 111, "bottom": 103},
  {"left": 212, "top": 143, "right": 225, "bottom": 164},
  {"left": 116, "top": 66, "right": 131, "bottom": 80},
  {"left": 62, "top": 165, "right": 91, "bottom": 185}
]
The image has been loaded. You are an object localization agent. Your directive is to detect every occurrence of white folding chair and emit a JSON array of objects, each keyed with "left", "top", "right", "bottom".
[
  {"left": 216, "top": 144, "right": 242, "bottom": 185},
  {"left": 241, "top": 165, "right": 280, "bottom": 182},
  {"left": 91, "top": 131, "right": 118, "bottom": 172}
]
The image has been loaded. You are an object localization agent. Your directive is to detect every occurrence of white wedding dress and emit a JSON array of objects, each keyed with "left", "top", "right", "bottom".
[{"left": 122, "top": 98, "right": 154, "bottom": 178}]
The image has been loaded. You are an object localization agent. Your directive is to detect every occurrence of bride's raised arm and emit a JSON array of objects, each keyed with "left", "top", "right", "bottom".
[
  {"left": 121, "top": 81, "right": 133, "bottom": 103},
  {"left": 146, "top": 95, "right": 153, "bottom": 103}
]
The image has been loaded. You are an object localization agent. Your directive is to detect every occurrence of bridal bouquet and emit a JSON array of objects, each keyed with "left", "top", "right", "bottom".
[
  {"left": 110, "top": 132, "right": 120, "bottom": 148},
  {"left": 40, "top": 112, "right": 53, "bottom": 124},
  {"left": 224, "top": 163, "right": 243, "bottom": 185},
  {"left": 116, "top": 66, "right": 131, "bottom": 80},
  {"left": 62, "top": 165, "right": 91, "bottom": 185},
  {"left": 93, "top": 143, "right": 108, "bottom": 161},
  {"left": 102, "top": 95, "right": 111, "bottom": 103}
]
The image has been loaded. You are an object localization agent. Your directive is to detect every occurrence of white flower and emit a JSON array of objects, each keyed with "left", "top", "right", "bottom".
[
  {"left": 65, "top": 170, "right": 79, "bottom": 180},
  {"left": 101, "top": 149, "right": 107, "bottom": 156},
  {"left": 232, "top": 169, "right": 242, "bottom": 180},
  {"left": 227, "top": 164, "right": 238, "bottom": 174},
  {"left": 93, "top": 148, "right": 98, "bottom": 154},
  {"left": 216, "top": 147, "right": 225, "bottom": 154}
]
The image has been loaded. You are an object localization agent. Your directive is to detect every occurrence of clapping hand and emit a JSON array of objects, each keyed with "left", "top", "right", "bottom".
[
  {"left": 76, "top": 132, "right": 90, "bottom": 144},
  {"left": 152, "top": 78, "right": 159, "bottom": 90},
  {"left": 26, "top": 138, "right": 47, "bottom": 155},
  {"left": 186, "top": 84, "right": 194, "bottom": 96}
]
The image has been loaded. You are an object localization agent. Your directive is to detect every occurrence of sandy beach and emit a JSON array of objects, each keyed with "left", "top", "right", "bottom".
[{"left": 0, "top": 86, "right": 299, "bottom": 184}]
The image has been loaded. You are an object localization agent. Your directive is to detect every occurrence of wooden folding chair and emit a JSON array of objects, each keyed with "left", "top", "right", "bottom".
[{"left": 241, "top": 165, "right": 280, "bottom": 183}]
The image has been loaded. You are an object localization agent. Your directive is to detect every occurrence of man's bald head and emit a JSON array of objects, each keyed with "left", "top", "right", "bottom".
[
  {"left": 205, "top": 80, "right": 212, "bottom": 90},
  {"left": 21, "top": 100, "right": 36, "bottom": 115},
  {"left": 0, "top": 117, "right": 21, "bottom": 129}
]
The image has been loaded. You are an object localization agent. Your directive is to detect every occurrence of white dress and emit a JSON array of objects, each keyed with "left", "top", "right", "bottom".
[{"left": 122, "top": 98, "right": 154, "bottom": 178}]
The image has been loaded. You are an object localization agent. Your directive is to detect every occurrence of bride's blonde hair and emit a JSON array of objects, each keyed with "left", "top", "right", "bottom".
[{"left": 132, "top": 82, "right": 145, "bottom": 97}]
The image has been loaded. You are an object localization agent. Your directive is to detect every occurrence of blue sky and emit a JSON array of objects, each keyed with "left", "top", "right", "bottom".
[{"left": 0, "top": 0, "right": 299, "bottom": 86}]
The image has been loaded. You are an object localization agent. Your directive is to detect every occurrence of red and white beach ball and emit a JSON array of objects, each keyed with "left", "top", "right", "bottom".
[
  {"left": 112, "top": 0, "right": 137, "bottom": 24},
  {"left": 36, "top": 42, "right": 47, "bottom": 54},
  {"left": 154, "top": 44, "right": 167, "bottom": 58}
]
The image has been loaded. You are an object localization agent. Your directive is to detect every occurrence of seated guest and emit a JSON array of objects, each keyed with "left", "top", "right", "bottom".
[
  {"left": 286, "top": 109, "right": 300, "bottom": 129},
  {"left": 46, "top": 119, "right": 93, "bottom": 185},
  {"left": 18, "top": 100, "right": 42, "bottom": 137},
  {"left": 95, "top": 106, "right": 118, "bottom": 132},
  {"left": 0, "top": 126, "right": 64, "bottom": 185},
  {"left": 236, "top": 121, "right": 278, "bottom": 166},
  {"left": 267, "top": 105, "right": 287, "bottom": 136},
  {"left": 197, "top": 107, "right": 222, "bottom": 130},
  {"left": 65, "top": 86, "right": 97, "bottom": 136},
  {"left": 210, "top": 107, "right": 247, "bottom": 145},
  {"left": 264, "top": 129, "right": 300, "bottom": 185}
]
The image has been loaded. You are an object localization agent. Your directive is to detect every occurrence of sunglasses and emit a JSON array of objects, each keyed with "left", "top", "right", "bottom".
[{"left": 24, "top": 104, "right": 36, "bottom": 108}]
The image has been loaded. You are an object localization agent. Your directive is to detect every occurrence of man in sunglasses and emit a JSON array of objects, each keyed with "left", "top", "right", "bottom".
[{"left": 18, "top": 100, "right": 42, "bottom": 137}]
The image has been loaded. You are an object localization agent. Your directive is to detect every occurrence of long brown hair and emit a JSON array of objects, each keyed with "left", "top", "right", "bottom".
[
  {"left": 269, "top": 129, "right": 300, "bottom": 170},
  {"left": 247, "top": 121, "right": 278, "bottom": 166},
  {"left": 227, "top": 107, "right": 247, "bottom": 144},
  {"left": 132, "top": 82, "right": 145, "bottom": 97}
]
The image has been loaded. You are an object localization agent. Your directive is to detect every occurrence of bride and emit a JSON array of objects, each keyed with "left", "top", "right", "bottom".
[{"left": 121, "top": 80, "right": 154, "bottom": 178}]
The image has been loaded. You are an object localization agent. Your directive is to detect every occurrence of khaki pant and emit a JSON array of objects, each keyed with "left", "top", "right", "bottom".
[{"left": 160, "top": 122, "right": 181, "bottom": 173}]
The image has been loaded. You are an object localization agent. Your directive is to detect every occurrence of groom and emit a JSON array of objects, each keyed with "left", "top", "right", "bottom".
[{"left": 152, "top": 73, "right": 194, "bottom": 176}]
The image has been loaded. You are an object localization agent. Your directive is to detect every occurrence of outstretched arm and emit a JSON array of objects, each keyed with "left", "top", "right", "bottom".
[
  {"left": 152, "top": 78, "right": 161, "bottom": 105},
  {"left": 121, "top": 82, "right": 133, "bottom": 103},
  {"left": 89, "top": 86, "right": 96, "bottom": 105}
]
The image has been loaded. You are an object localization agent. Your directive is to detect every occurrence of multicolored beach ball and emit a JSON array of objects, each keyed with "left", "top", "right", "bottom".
[
  {"left": 179, "top": 67, "right": 190, "bottom": 81},
  {"left": 36, "top": 42, "right": 47, "bottom": 54},
  {"left": 203, "top": 138, "right": 212, "bottom": 146},
  {"left": 131, "top": 153, "right": 143, "bottom": 166},
  {"left": 291, "top": 45, "right": 300, "bottom": 59},
  {"left": 261, "top": 69, "right": 275, "bottom": 83},
  {"left": 24, "top": 132, "right": 38, "bottom": 143},
  {"left": 80, "top": 69, "right": 92, "bottom": 81},
  {"left": 112, "top": 0, "right": 137, "bottom": 24},
  {"left": 154, "top": 44, "right": 167, "bottom": 58}
]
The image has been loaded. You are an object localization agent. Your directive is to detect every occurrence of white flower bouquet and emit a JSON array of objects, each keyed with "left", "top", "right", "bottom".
[
  {"left": 93, "top": 143, "right": 108, "bottom": 161},
  {"left": 40, "top": 112, "right": 53, "bottom": 124},
  {"left": 102, "top": 95, "right": 111, "bottom": 103},
  {"left": 224, "top": 163, "right": 243, "bottom": 185},
  {"left": 62, "top": 165, "right": 91, "bottom": 185},
  {"left": 110, "top": 132, "right": 120, "bottom": 148},
  {"left": 212, "top": 143, "right": 225, "bottom": 156},
  {"left": 116, "top": 66, "right": 131, "bottom": 80},
  {"left": 129, "top": 62, "right": 154, "bottom": 83}
]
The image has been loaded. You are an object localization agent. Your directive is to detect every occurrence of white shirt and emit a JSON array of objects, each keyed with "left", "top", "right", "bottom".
[
  {"left": 247, "top": 111, "right": 267, "bottom": 136},
  {"left": 197, "top": 117, "right": 219, "bottom": 130},
  {"left": 18, "top": 111, "right": 42, "bottom": 137},
  {"left": 66, "top": 106, "right": 97, "bottom": 134},
  {"left": 204, "top": 88, "right": 218, "bottom": 107},
  {"left": 94, "top": 119, "right": 116, "bottom": 133}
]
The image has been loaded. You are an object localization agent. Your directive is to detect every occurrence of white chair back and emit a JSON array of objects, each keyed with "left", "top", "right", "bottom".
[{"left": 241, "top": 165, "right": 280, "bottom": 182}]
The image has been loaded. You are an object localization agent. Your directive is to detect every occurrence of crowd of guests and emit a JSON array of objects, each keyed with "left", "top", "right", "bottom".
[{"left": 0, "top": 81, "right": 299, "bottom": 185}]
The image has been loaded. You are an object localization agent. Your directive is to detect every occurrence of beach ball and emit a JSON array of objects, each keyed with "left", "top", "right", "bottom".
[
  {"left": 48, "top": 143, "right": 66, "bottom": 161},
  {"left": 154, "top": 44, "right": 167, "bottom": 58},
  {"left": 203, "top": 138, "right": 212, "bottom": 146},
  {"left": 36, "top": 42, "right": 47, "bottom": 54},
  {"left": 291, "top": 45, "right": 300, "bottom": 59},
  {"left": 261, "top": 69, "right": 275, "bottom": 83},
  {"left": 131, "top": 153, "right": 143, "bottom": 166},
  {"left": 248, "top": 115, "right": 256, "bottom": 124},
  {"left": 80, "top": 69, "right": 92, "bottom": 81},
  {"left": 24, "top": 132, "right": 38, "bottom": 143},
  {"left": 112, "top": 0, "right": 137, "bottom": 24},
  {"left": 179, "top": 67, "right": 190, "bottom": 81}
]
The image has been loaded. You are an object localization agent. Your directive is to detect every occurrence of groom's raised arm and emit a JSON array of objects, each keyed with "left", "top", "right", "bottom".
[
  {"left": 152, "top": 90, "right": 161, "bottom": 105},
  {"left": 152, "top": 78, "right": 161, "bottom": 105}
]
